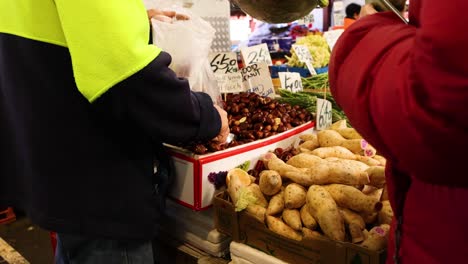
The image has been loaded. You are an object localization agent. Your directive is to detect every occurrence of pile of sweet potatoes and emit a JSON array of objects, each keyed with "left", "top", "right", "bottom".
[{"left": 226, "top": 120, "right": 393, "bottom": 252}]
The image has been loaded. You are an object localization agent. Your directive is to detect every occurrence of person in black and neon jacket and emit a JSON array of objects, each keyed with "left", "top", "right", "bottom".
[{"left": 0, "top": 1, "right": 229, "bottom": 263}]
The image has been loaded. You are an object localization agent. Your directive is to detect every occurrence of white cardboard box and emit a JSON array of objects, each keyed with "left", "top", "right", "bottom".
[{"left": 166, "top": 122, "right": 315, "bottom": 210}]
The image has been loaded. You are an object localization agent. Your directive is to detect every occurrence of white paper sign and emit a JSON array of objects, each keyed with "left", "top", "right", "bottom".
[
  {"left": 316, "top": 98, "right": 333, "bottom": 130},
  {"left": 323, "top": 29, "right": 344, "bottom": 51},
  {"left": 241, "top": 63, "right": 275, "bottom": 98},
  {"left": 279, "top": 72, "right": 303, "bottom": 93},
  {"left": 209, "top": 52, "right": 239, "bottom": 74},
  {"left": 293, "top": 45, "right": 317, "bottom": 76},
  {"left": 215, "top": 72, "right": 244, "bottom": 93},
  {"left": 241, "top": 43, "right": 273, "bottom": 66},
  {"left": 333, "top": 1, "right": 344, "bottom": 11},
  {"left": 298, "top": 13, "right": 314, "bottom": 25}
]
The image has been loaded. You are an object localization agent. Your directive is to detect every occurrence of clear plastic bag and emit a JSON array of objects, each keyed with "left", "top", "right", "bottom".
[{"left": 151, "top": 5, "right": 221, "bottom": 104}]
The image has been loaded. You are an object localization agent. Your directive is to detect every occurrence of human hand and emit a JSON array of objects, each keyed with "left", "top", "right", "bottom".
[
  {"left": 212, "top": 105, "right": 230, "bottom": 144},
  {"left": 147, "top": 9, "right": 190, "bottom": 22},
  {"left": 359, "top": 4, "right": 378, "bottom": 18}
]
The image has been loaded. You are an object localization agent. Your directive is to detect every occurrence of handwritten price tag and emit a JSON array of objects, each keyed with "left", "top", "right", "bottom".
[
  {"left": 241, "top": 43, "right": 273, "bottom": 66},
  {"left": 209, "top": 52, "right": 239, "bottom": 74},
  {"left": 293, "top": 45, "right": 317, "bottom": 76},
  {"left": 279, "top": 72, "right": 303, "bottom": 93},
  {"left": 316, "top": 98, "right": 333, "bottom": 130},
  {"left": 215, "top": 72, "right": 244, "bottom": 93},
  {"left": 241, "top": 63, "right": 275, "bottom": 98}
]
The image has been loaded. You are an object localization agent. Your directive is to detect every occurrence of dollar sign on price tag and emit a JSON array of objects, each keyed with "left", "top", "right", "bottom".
[
  {"left": 293, "top": 44, "right": 317, "bottom": 76},
  {"left": 316, "top": 98, "right": 333, "bottom": 130},
  {"left": 209, "top": 52, "right": 239, "bottom": 74},
  {"left": 241, "top": 43, "right": 273, "bottom": 66},
  {"left": 278, "top": 72, "right": 303, "bottom": 93}
]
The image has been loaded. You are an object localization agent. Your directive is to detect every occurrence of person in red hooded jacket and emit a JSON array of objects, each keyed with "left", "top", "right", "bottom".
[{"left": 329, "top": 1, "right": 468, "bottom": 263}]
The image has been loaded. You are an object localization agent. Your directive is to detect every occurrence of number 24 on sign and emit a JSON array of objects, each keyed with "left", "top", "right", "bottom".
[{"left": 316, "top": 98, "right": 333, "bottom": 130}]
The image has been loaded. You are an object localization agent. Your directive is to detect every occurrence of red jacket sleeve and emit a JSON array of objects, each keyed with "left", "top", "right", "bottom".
[{"left": 329, "top": 6, "right": 468, "bottom": 187}]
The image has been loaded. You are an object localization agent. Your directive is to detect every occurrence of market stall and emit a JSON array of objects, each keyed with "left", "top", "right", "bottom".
[{"left": 148, "top": 1, "right": 394, "bottom": 263}]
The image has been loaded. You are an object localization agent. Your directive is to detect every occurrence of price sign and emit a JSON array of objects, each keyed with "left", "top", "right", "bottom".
[
  {"left": 240, "top": 43, "right": 273, "bottom": 66},
  {"left": 279, "top": 72, "right": 303, "bottom": 93},
  {"left": 215, "top": 72, "right": 245, "bottom": 93},
  {"left": 298, "top": 13, "right": 314, "bottom": 25},
  {"left": 293, "top": 45, "right": 312, "bottom": 62},
  {"left": 333, "top": 1, "right": 344, "bottom": 11},
  {"left": 241, "top": 62, "right": 275, "bottom": 98},
  {"left": 316, "top": 98, "right": 333, "bottom": 130},
  {"left": 209, "top": 52, "right": 239, "bottom": 74},
  {"left": 323, "top": 29, "right": 344, "bottom": 51},
  {"left": 293, "top": 45, "right": 317, "bottom": 76}
]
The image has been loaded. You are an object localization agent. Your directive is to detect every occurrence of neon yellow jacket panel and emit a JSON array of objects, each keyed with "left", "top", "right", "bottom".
[{"left": 0, "top": 0, "right": 161, "bottom": 102}]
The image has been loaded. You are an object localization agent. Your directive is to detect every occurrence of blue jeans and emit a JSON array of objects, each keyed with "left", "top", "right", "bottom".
[{"left": 55, "top": 233, "right": 155, "bottom": 264}]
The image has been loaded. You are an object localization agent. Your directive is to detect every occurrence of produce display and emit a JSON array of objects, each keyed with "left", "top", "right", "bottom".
[
  {"left": 286, "top": 35, "right": 331, "bottom": 68},
  {"left": 184, "top": 93, "right": 313, "bottom": 154},
  {"left": 226, "top": 120, "right": 393, "bottom": 251},
  {"left": 278, "top": 88, "right": 349, "bottom": 124}
]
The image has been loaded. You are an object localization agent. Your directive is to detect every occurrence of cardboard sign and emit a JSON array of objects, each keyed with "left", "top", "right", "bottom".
[
  {"left": 241, "top": 63, "right": 275, "bottom": 98},
  {"left": 209, "top": 52, "right": 239, "bottom": 74},
  {"left": 215, "top": 72, "right": 245, "bottom": 93},
  {"left": 316, "top": 98, "right": 333, "bottom": 130},
  {"left": 293, "top": 45, "right": 317, "bottom": 76},
  {"left": 240, "top": 43, "right": 273, "bottom": 66},
  {"left": 279, "top": 72, "right": 303, "bottom": 93}
]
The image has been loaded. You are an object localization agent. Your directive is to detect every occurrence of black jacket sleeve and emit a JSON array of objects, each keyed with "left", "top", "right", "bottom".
[{"left": 93, "top": 52, "right": 221, "bottom": 145}]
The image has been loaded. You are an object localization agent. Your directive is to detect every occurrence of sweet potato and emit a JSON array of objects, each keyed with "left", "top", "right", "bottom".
[
  {"left": 300, "top": 205, "right": 317, "bottom": 230},
  {"left": 246, "top": 184, "right": 268, "bottom": 208},
  {"left": 287, "top": 153, "right": 323, "bottom": 168},
  {"left": 325, "top": 157, "right": 370, "bottom": 172},
  {"left": 335, "top": 128, "right": 363, "bottom": 140},
  {"left": 266, "top": 216, "right": 302, "bottom": 241},
  {"left": 246, "top": 204, "right": 266, "bottom": 224},
  {"left": 329, "top": 120, "right": 347, "bottom": 130},
  {"left": 307, "top": 185, "right": 345, "bottom": 241},
  {"left": 367, "top": 188, "right": 383, "bottom": 202},
  {"left": 299, "top": 135, "right": 319, "bottom": 151},
  {"left": 266, "top": 153, "right": 369, "bottom": 186},
  {"left": 373, "top": 155, "right": 387, "bottom": 166},
  {"left": 311, "top": 146, "right": 356, "bottom": 160},
  {"left": 317, "top": 130, "right": 346, "bottom": 147},
  {"left": 318, "top": 130, "right": 376, "bottom": 157},
  {"left": 302, "top": 228, "right": 325, "bottom": 241},
  {"left": 340, "top": 208, "right": 366, "bottom": 243},
  {"left": 282, "top": 209, "right": 302, "bottom": 231},
  {"left": 323, "top": 184, "right": 382, "bottom": 214},
  {"left": 361, "top": 212, "right": 378, "bottom": 225},
  {"left": 366, "top": 166, "right": 386, "bottom": 188},
  {"left": 267, "top": 191, "right": 284, "bottom": 215},
  {"left": 259, "top": 170, "right": 282, "bottom": 196},
  {"left": 360, "top": 224, "right": 390, "bottom": 251},
  {"left": 361, "top": 185, "right": 379, "bottom": 195},
  {"left": 378, "top": 201, "right": 393, "bottom": 225},
  {"left": 381, "top": 184, "right": 389, "bottom": 201},
  {"left": 284, "top": 183, "right": 307, "bottom": 209},
  {"left": 355, "top": 156, "right": 381, "bottom": 166},
  {"left": 299, "top": 133, "right": 319, "bottom": 143}
]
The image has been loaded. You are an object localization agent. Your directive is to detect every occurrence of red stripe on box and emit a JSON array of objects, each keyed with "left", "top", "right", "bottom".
[
  {"left": 169, "top": 197, "right": 198, "bottom": 210},
  {"left": 199, "top": 122, "right": 315, "bottom": 164}
]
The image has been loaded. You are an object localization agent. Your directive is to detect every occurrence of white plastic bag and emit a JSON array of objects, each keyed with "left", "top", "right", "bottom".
[{"left": 151, "top": 7, "right": 220, "bottom": 103}]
